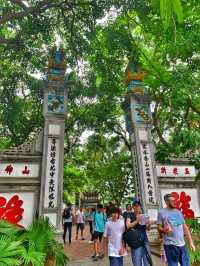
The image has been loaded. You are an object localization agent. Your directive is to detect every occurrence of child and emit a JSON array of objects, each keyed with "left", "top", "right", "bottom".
[{"left": 103, "top": 206, "right": 127, "bottom": 266}]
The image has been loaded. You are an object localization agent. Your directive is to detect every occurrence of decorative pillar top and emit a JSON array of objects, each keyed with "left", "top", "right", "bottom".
[
  {"left": 43, "top": 46, "right": 68, "bottom": 117},
  {"left": 125, "top": 60, "right": 145, "bottom": 85},
  {"left": 124, "top": 60, "right": 150, "bottom": 104},
  {"left": 47, "top": 46, "right": 67, "bottom": 82}
]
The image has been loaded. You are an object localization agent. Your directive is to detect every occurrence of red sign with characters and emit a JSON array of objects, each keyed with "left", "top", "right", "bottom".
[
  {"left": 157, "top": 165, "right": 196, "bottom": 177},
  {"left": 171, "top": 191, "right": 195, "bottom": 218},
  {"left": 0, "top": 195, "right": 24, "bottom": 225},
  {"left": 4, "top": 164, "right": 14, "bottom": 175}
]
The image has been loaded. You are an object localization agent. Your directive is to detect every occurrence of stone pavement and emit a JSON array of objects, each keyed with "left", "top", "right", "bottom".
[
  {"left": 64, "top": 224, "right": 166, "bottom": 266},
  {"left": 67, "top": 254, "right": 166, "bottom": 266}
]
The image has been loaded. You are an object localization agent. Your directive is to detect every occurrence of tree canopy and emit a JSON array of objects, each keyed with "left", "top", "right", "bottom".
[{"left": 0, "top": 0, "right": 200, "bottom": 204}]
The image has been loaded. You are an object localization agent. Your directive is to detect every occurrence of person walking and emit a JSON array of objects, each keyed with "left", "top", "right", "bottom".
[
  {"left": 75, "top": 206, "right": 85, "bottom": 240},
  {"left": 85, "top": 207, "right": 94, "bottom": 243},
  {"left": 62, "top": 203, "right": 73, "bottom": 245},
  {"left": 157, "top": 193, "right": 196, "bottom": 266},
  {"left": 106, "top": 202, "right": 114, "bottom": 218},
  {"left": 104, "top": 206, "right": 127, "bottom": 266},
  {"left": 123, "top": 203, "right": 132, "bottom": 220},
  {"left": 126, "top": 199, "right": 152, "bottom": 266},
  {"left": 92, "top": 203, "right": 107, "bottom": 261}
]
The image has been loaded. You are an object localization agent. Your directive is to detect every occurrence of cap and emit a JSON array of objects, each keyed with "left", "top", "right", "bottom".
[
  {"left": 132, "top": 199, "right": 142, "bottom": 206},
  {"left": 164, "top": 193, "right": 172, "bottom": 202}
]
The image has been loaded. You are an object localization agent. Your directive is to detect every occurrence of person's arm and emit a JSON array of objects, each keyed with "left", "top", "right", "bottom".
[
  {"left": 157, "top": 211, "right": 166, "bottom": 234},
  {"left": 71, "top": 210, "right": 75, "bottom": 225},
  {"left": 62, "top": 211, "right": 64, "bottom": 226},
  {"left": 146, "top": 222, "right": 151, "bottom": 231},
  {"left": 119, "top": 240, "right": 126, "bottom": 255},
  {"left": 126, "top": 214, "right": 140, "bottom": 229},
  {"left": 102, "top": 222, "right": 109, "bottom": 252},
  {"left": 183, "top": 223, "right": 196, "bottom": 252}
]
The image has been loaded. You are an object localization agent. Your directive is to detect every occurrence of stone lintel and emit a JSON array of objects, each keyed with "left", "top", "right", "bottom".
[
  {"left": 0, "top": 178, "right": 40, "bottom": 188},
  {"left": 0, "top": 154, "right": 42, "bottom": 161},
  {"left": 0, "top": 185, "right": 40, "bottom": 192},
  {"left": 158, "top": 177, "right": 197, "bottom": 188}
]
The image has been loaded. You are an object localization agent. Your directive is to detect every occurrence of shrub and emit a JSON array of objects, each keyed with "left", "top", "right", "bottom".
[{"left": 0, "top": 218, "right": 68, "bottom": 266}]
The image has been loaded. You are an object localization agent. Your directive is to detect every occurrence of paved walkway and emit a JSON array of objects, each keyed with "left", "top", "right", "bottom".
[
  {"left": 64, "top": 224, "right": 166, "bottom": 266},
  {"left": 67, "top": 254, "right": 166, "bottom": 266}
]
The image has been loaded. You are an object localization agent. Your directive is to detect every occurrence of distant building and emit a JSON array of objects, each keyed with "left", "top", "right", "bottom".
[{"left": 78, "top": 192, "right": 100, "bottom": 208}]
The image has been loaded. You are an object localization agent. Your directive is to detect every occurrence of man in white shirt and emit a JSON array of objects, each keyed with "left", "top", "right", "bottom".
[
  {"left": 103, "top": 206, "right": 126, "bottom": 266},
  {"left": 75, "top": 207, "right": 85, "bottom": 240},
  {"left": 62, "top": 203, "right": 73, "bottom": 245}
]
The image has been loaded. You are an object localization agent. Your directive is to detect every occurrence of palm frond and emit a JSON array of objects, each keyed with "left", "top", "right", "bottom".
[
  {"left": 25, "top": 217, "right": 55, "bottom": 253},
  {"left": 21, "top": 246, "right": 45, "bottom": 266},
  {"left": 0, "top": 220, "right": 20, "bottom": 238},
  {"left": 171, "top": 0, "right": 183, "bottom": 23},
  {"left": 0, "top": 235, "right": 23, "bottom": 266}
]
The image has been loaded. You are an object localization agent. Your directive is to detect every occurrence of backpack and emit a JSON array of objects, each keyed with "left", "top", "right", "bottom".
[
  {"left": 63, "top": 208, "right": 71, "bottom": 219},
  {"left": 123, "top": 227, "right": 144, "bottom": 249}
]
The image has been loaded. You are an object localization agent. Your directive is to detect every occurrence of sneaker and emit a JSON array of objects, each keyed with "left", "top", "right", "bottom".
[
  {"left": 93, "top": 256, "right": 99, "bottom": 261},
  {"left": 99, "top": 253, "right": 104, "bottom": 259},
  {"left": 88, "top": 240, "right": 93, "bottom": 243},
  {"left": 91, "top": 254, "right": 96, "bottom": 259}
]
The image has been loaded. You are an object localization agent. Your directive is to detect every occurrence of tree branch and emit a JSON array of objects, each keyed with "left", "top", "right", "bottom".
[
  {"left": 152, "top": 101, "right": 169, "bottom": 146},
  {"left": 113, "top": 123, "right": 131, "bottom": 150},
  {"left": 1, "top": 0, "right": 62, "bottom": 25},
  {"left": 0, "top": 36, "right": 23, "bottom": 48},
  {"left": 10, "top": 0, "right": 28, "bottom": 10},
  {"left": 188, "top": 99, "right": 200, "bottom": 116}
]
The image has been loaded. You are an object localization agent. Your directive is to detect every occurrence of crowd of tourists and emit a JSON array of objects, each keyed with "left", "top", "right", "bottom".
[{"left": 62, "top": 193, "right": 195, "bottom": 266}]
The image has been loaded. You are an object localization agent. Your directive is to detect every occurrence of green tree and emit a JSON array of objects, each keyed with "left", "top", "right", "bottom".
[{"left": 1, "top": 0, "right": 200, "bottom": 200}]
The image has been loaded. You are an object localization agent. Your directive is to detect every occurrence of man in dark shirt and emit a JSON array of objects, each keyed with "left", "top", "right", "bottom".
[{"left": 126, "top": 199, "right": 152, "bottom": 266}]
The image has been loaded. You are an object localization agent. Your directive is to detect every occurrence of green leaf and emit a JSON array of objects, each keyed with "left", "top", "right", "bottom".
[
  {"left": 0, "top": 236, "right": 23, "bottom": 266},
  {"left": 160, "top": 0, "right": 173, "bottom": 29},
  {"left": 171, "top": 0, "right": 183, "bottom": 23}
]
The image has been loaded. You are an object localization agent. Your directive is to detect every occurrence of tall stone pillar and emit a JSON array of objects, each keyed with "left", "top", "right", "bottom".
[
  {"left": 123, "top": 60, "right": 161, "bottom": 221},
  {"left": 39, "top": 46, "right": 67, "bottom": 229}
]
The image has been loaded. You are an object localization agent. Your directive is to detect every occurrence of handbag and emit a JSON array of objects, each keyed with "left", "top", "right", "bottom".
[{"left": 123, "top": 228, "right": 144, "bottom": 249}]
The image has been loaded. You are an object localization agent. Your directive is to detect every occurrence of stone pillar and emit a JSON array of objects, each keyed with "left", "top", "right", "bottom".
[
  {"left": 123, "top": 60, "right": 161, "bottom": 220},
  {"left": 39, "top": 46, "right": 67, "bottom": 229}
]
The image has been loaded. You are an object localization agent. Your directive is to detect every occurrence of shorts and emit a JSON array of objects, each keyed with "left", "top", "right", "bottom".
[
  {"left": 93, "top": 231, "right": 104, "bottom": 241},
  {"left": 76, "top": 223, "right": 84, "bottom": 230}
]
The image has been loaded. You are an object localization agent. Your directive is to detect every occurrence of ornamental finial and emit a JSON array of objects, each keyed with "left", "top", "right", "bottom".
[
  {"left": 48, "top": 45, "right": 67, "bottom": 81},
  {"left": 125, "top": 60, "right": 145, "bottom": 85}
]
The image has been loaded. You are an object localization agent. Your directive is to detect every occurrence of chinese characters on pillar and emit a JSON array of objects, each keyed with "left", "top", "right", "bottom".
[
  {"left": 0, "top": 195, "right": 24, "bottom": 225},
  {"left": 140, "top": 143, "right": 156, "bottom": 205},
  {"left": 44, "top": 137, "right": 59, "bottom": 209}
]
